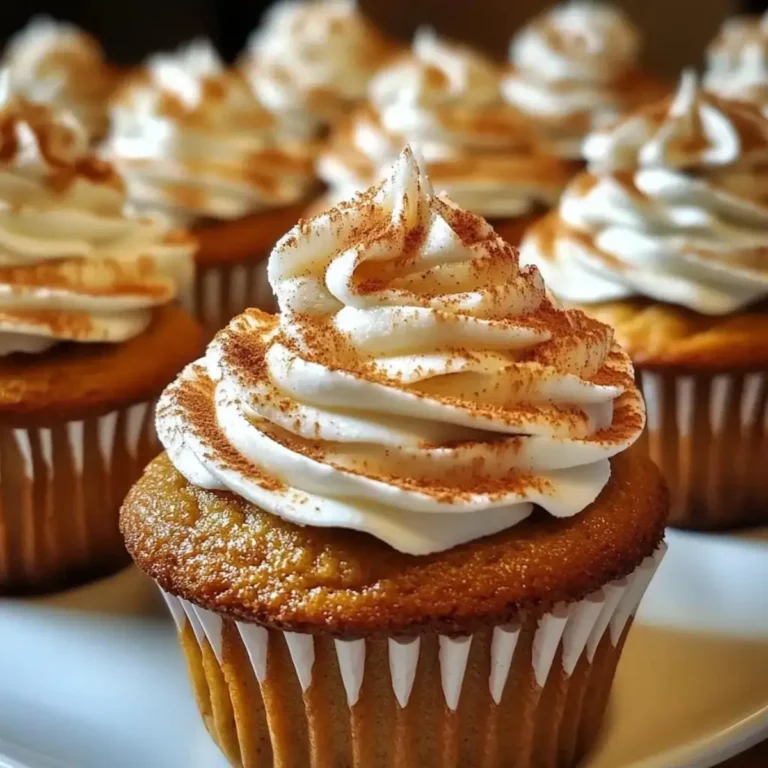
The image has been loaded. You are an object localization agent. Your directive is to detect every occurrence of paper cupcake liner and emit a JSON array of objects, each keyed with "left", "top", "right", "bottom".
[
  {"left": 160, "top": 545, "right": 665, "bottom": 768},
  {"left": 0, "top": 400, "right": 159, "bottom": 593},
  {"left": 186, "top": 260, "right": 276, "bottom": 340},
  {"left": 638, "top": 369, "right": 768, "bottom": 529}
]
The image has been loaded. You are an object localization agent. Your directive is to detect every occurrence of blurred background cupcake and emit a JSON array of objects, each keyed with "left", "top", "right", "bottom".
[
  {"left": 122, "top": 147, "right": 667, "bottom": 768},
  {"left": 0, "top": 81, "right": 201, "bottom": 593},
  {"left": 104, "top": 39, "right": 320, "bottom": 336},
  {"left": 704, "top": 9, "right": 768, "bottom": 114},
  {"left": 318, "top": 28, "right": 580, "bottom": 243},
  {"left": 239, "top": 0, "right": 399, "bottom": 139},
  {"left": 520, "top": 72, "right": 768, "bottom": 530},
  {"left": 2, "top": 15, "right": 117, "bottom": 144},
  {"left": 501, "top": 1, "right": 666, "bottom": 160}
]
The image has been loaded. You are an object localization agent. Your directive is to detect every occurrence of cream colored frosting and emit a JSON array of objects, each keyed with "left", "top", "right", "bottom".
[
  {"left": 158, "top": 146, "right": 645, "bottom": 554},
  {"left": 520, "top": 73, "right": 768, "bottom": 315},
  {"left": 0, "top": 82, "right": 194, "bottom": 356},
  {"left": 104, "top": 39, "right": 317, "bottom": 224},
  {"left": 3, "top": 15, "right": 114, "bottom": 142},
  {"left": 318, "top": 29, "right": 575, "bottom": 218},
  {"left": 502, "top": 2, "right": 658, "bottom": 159},
  {"left": 704, "top": 12, "right": 768, "bottom": 115},
  {"left": 241, "top": 0, "right": 395, "bottom": 137}
]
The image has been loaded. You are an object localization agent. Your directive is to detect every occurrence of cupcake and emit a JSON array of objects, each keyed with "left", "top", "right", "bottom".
[
  {"left": 0, "top": 82, "right": 201, "bottom": 592},
  {"left": 104, "top": 40, "right": 319, "bottom": 336},
  {"left": 520, "top": 72, "right": 768, "bottom": 529},
  {"left": 2, "top": 15, "right": 116, "bottom": 144},
  {"left": 239, "top": 0, "right": 398, "bottom": 139},
  {"left": 121, "top": 147, "right": 668, "bottom": 767},
  {"left": 502, "top": 2, "right": 665, "bottom": 160},
  {"left": 317, "top": 29, "right": 580, "bottom": 245},
  {"left": 704, "top": 11, "right": 768, "bottom": 115}
]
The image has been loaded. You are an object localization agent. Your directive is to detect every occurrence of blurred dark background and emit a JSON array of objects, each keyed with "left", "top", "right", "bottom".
[{"left": 0, "top": 0, "right": 767, "bottom": 72}]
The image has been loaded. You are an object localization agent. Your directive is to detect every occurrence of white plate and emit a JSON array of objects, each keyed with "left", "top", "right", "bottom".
[{"left": 1, "top": 529, "right": 768, "bottom": 768}]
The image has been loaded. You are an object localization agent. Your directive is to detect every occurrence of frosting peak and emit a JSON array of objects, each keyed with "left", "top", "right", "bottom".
[
  {"left": 510, "top": 2, "right": 639, "bottom": 84},
  {"left": 584, "top": 71, "right": 767, "bottom": 173},
  {"left": 105, "top": 39, "right": 317, "bottom": 223},
  {"left": 158, "top": 147, "right": 645, "bottom": 554},
  {"left": 502, "top": 2, "right": 660, "bottom": 160},
  {"left": 704, "top": 11, "right": 768, "bottom": 114},
  {"left": 318, "top": 31, "right": 576, "bottom": 217},
  {"left": 241, "top": 0, "right": 396, "bottom": 135},
  {"left": 0, "top": 89, "right": 194, "bottom": 354},
  {"left": 521, "top": 77, "right": 768, "bottom": 315},
  {"left": 2, "top": 16, "right": 114, "bottom": 142}
]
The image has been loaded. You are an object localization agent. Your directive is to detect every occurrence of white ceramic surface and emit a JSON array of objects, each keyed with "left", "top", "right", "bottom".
[{"left": 1, "top": 529, "right": 767, "bottom": 768}]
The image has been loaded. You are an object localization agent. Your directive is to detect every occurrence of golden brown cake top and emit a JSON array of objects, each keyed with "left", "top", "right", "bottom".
[
  {"left": 121, "top": 448, "right": 667, "bottom": 637},
  {"left": 0, "top": 304, "right": 202, "bottom": 426},
  {"left": 519, "top": 72, "right": 768, "bottom": 329},
  {"left": 574, "top": 293, "right": 768, "bottom": 369}
]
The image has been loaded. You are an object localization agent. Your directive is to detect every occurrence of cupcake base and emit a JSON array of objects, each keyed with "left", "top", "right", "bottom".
[
  {"left": 0, "top": 399, "right": 159, "bottom": 594},
  {"left": 160, "top": 547, "right": 664, "bottom": 768},
  {"left": 638, "top": 368, "right": 768, "bottom": 529}
]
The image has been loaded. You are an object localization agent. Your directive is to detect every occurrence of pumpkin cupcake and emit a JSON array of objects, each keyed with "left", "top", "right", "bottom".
[
  {"left": 317, "top": 29, "right": 580, "bottom": 244},
  {"left": 122, "top": 147, "right": 668, "bottom": 767},
  {"left": 520, "top": 72, "right": 768, "bottom": 529},
  {"left": 239, "top": 0, "right": 398, "bottom": 139},
  {"left": 704, "top": 10, "right": 768, "bottom": 115},
  {"left": 104, "top": 40, "right": 319, "bottom": 337},
  {"left": 2, "top": 15, "right": 116, "bottom": 144},
  {"left": 502, "top": 2, "right": 665, "bottom": 160},
  {"left": 0, "top": 84, "right": 201, "bottom": 593}
]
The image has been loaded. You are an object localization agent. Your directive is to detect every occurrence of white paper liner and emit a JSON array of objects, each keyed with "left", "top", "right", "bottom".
[
  {"left": 639, "top": 369, "right": 768, "bottom": 527},
  {"left": 0, "top": 399, "right": 159, "bottom": 589},
  {"left": 162, "top": 543, "right": 666, "bottom": 714},
  {"left": 187, "top": 260, "right": 276, "bottom": 339}
]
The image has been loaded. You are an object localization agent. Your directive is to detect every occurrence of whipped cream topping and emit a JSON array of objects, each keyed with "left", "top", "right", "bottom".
[
  {"left": 521, "top": 73, "right": 768, "bottom": 314},
  {"left": 502, "top": 2, "right": 659, "bottom": 159},
  {"left": 3, "top": 16, "right": 114, "bottom": 142},
  {"left": 105, "top": 40, "right": 317, "bottom": 224},
  {"left": 318, "top": 29, "right": 575, "bottom": 217},
  {"left": 158, "top": 147, "right": 644, "bottom": 554},
  {"left": 0, "top": 86, "right": 194, "bottom": 355},
  {"left": 704, "top": 12, "right": 768, "bottom": 115},
  {"left": 241, "top": 0, "right": 396, "bottom": 136}
]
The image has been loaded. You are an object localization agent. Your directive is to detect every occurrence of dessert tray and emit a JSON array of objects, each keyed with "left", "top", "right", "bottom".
[{"left": 1, "top": 529, "right": 768, "bottom": 768}]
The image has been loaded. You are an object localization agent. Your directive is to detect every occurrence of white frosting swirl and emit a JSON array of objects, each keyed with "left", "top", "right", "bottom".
[
  {"left": 104, "top": 40, "right": 317, "bottom": 224},
  {"left": 521, "top": 73, "right": 768, "bottom": 315},
  {"left": 704, "top": 12, "right": 768, "bottom": 115},
  {"left": 241, "top": 0, "right": 395, "bottom": 136},
  {"left": 3, "top": 16, "right": 113, "bottom": 142},
  {"left": 158, "top": 147, "right": 644, "bottom": 554},
  {"left": 318, "top": 29, "right": 575, "bottom": 217},
  {"left": 502, "top": 2, "right": 658, "bottom": 159},
  {"left": 0, "top": 87, "right": 194, "bottom": 355}
]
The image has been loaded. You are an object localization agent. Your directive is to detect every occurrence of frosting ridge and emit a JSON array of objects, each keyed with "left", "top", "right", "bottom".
[
  {"left": 502, "top": 2, "right": 660, "bottom": 159},
  {"left": 318, "top": 29, "right": 576, "bottom": 217},
  {"left": 105, "top": 39, "right": 317, "bottom": 223},
  {"left": 241, "top": 0, "right": 396, "bottom": 136},
  {"left": 0, "top": 85, "right": 194, "bottom": 355},
  {"left": 521, "top": 73, "right": 768, "bottom": 315}
]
